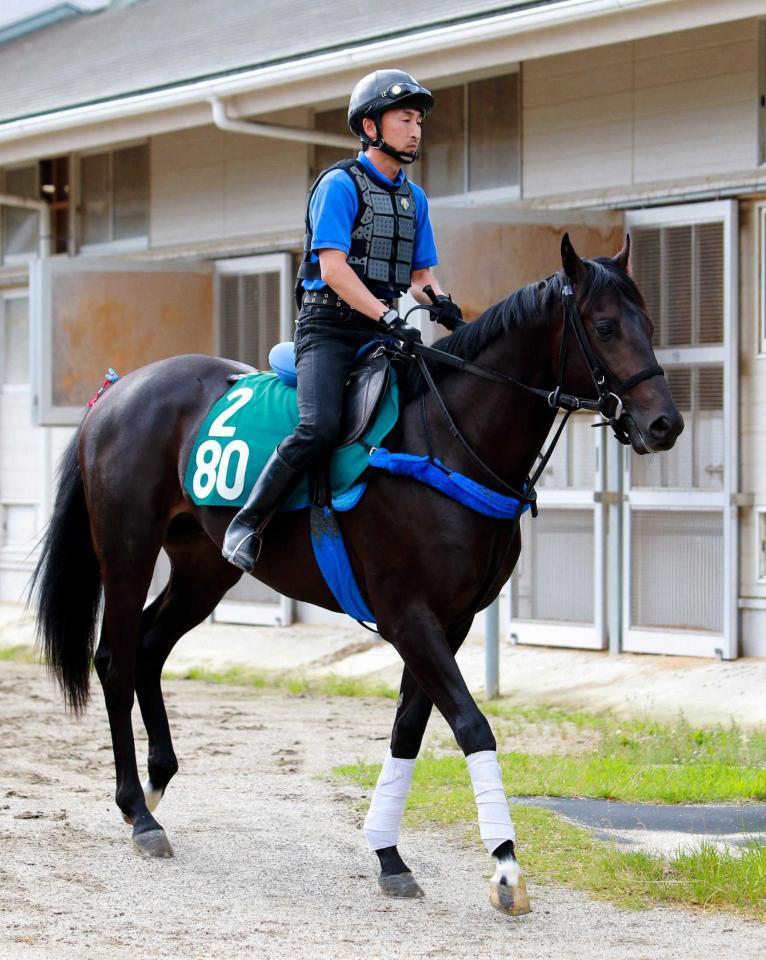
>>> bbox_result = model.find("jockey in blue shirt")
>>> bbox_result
[223,69,464,572]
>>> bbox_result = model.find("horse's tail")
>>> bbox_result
[29,427,102,715]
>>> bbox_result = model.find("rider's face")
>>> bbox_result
[378,108,423,155]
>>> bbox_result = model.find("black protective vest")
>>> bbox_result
[297,158,416,302]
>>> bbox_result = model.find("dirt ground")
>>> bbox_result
[1,661,764,960]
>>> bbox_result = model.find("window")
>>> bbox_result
[760,205,766,352]
[216,254,293,372]
[758,509,766,581]
[312,70,521,199]
[39,157,70,253]
[632,221,724,349]
[1,503,37,547]
[0,293,29,388]
[79,143,149,248]
[2,165,38,260]
[760,20,766,165]
[1,158,70,260]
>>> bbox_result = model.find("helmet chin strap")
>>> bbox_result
[360,118,419,164]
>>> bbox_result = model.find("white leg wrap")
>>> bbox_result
[363,750,416,852]
[466,750,516,854]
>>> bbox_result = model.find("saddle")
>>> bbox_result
[266,340,391,448]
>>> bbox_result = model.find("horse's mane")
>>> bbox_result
[399,258,643,398]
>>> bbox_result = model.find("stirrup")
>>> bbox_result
[222,528,263,572]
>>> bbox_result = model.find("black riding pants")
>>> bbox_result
[277,306,382,473]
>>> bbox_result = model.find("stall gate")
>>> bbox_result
[508,200,738,657]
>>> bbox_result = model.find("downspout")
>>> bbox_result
[210,97,357,149]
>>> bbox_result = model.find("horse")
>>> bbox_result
[31,234,682,916]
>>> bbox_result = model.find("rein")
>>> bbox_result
[402,275,664,512]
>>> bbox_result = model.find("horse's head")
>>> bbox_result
[558,233,683,454]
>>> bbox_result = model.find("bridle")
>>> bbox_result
[399,271,664,514]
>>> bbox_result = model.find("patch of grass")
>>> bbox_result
[339,750,766,805]
[163,663,397,700]
[0,644,39,664]
[518,805,766,918]
[483,701,766,768]
[334,760,766,919]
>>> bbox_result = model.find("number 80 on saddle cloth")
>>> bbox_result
[184,340,399,512]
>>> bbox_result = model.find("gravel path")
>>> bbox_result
[1,661,763,960]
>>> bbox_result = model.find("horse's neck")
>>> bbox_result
[433,321,558,489]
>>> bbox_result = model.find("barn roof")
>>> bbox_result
[0,0,551,125]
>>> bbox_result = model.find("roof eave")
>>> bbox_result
[0,0,760,163]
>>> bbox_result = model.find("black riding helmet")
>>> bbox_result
[348,69,434,164]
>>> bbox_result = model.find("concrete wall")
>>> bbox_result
[523,19,759,198]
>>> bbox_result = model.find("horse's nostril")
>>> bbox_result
[649,415,671,437]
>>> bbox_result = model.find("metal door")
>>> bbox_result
[508,411,608,649]
[623,201,738,658]
[212,253,294,627]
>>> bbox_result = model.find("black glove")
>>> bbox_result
[423,285,464,331]
[379,308,422,348]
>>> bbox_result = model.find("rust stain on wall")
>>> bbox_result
[52,272,213,406]
[432,220,624,323]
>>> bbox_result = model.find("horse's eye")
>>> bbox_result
[595,321,616,340]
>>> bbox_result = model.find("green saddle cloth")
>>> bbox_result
[184,370,399,509]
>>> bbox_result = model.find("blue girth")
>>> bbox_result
[309,449,532,627]
[368,449,532,520]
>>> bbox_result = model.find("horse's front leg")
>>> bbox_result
[365,666,430,898]
[376,604,531,916]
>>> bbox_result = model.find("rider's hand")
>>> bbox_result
[422,285,464,331]
[433,294,464,331]
[379,308,422,348]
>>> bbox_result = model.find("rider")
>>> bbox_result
[223,69,464,573]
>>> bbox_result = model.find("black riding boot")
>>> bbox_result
[222,448,300,573]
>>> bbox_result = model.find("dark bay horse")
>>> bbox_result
[31,235,682,915]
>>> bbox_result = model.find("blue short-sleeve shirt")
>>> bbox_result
[302,151,439,291]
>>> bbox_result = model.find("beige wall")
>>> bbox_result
[523,19,759,198]
[150,108,311,248]
[431,214,624,321]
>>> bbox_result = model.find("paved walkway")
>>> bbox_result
[515,797,766,856]
[3,603,766,856]
[3,602,766,727]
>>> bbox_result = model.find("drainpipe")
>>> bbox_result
[210,97,357,150]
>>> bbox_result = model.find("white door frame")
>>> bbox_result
[623,200,738,658]
[212,252,294,628]
[507,421,608,650]
[214,253,294,356]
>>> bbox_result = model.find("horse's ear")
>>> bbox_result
[560,232,584,283]
[613,234,631,272]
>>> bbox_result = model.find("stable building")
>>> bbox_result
[0,0,764,657]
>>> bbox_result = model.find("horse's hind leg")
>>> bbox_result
[135,529,242,813]
[94,539,174,858]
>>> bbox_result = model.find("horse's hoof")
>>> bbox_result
[132,828,174,859]
[378,871,424,898]
[490,877,531,916]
